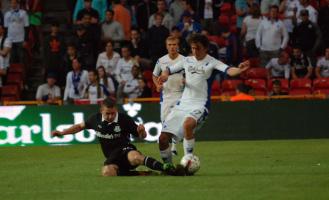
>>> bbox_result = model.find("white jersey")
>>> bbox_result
[169,55,229,109]
[316,57,329,78]
[153,54,185,101]
[265,58,290,79]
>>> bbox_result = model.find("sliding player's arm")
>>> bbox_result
[51,123,86,137]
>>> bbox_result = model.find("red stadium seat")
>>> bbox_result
[220,3,233,15]
[218,15,230,25]
[143,70,153,82]
[245,68,268,79]
[1,85,20,100]
[289,78,312,95]
[230,15,237,25]
[6,73,24,89]
[268,79,289,93]
[249,57,261,68]
[221,79,243,96]
[211,80,221,95]
[9,63,24,73]
[313,78,329,95]
[245,79,267,95]
[1,96,18,102]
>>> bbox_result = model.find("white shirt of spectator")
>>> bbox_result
[35,84,61,100]
[256,18,289,51]
[96,51,120,75]
[0,36,12,68]
[99,77,115,94]
[265,58,290,79]
[115,58,134,83]
[296,4,318,24]
[282,0,300,33]
[153,54,185,101]
[123,78,141,98]
[243,15,262,42]
[316,57,329,78]
[168,55,229,108]
[204,0,213,19]
[64,70,89,100]
[4,9,29,43]
[83,84,106,101]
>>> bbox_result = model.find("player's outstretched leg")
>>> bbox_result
[158,132,173,163]
[183,117,197,155]
[171,137,178,156]
[127,150,184,175]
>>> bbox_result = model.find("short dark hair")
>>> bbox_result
[237,83,252,94]
[102,98,116,108]
[188,33,209,49]
[88,69,97,75]
[270,5,279,11]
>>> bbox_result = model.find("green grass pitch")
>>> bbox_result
[1,139,329,200]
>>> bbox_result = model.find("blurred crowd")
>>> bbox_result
[1,0,329,103]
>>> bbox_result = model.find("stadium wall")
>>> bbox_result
[1,100,329,146]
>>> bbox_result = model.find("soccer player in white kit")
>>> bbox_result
[158,34,249,163]
[153,36,185,156]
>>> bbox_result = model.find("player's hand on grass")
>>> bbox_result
[137,125,147,139]
[51,130,63,137]
[238,60,250,73]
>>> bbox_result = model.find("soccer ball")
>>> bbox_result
[180,154,200,175]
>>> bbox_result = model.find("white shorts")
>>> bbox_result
[160,98,180,122]
[162,103,209,140]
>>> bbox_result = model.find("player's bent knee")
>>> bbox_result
[183,118,196,131]
[127,151,144,166]
[102,165,118,177]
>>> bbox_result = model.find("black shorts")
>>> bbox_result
[103,144,139,176]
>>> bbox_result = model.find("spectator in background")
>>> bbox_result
[43,22,65,79]
[170,26,190,56]
[261,0,279,15]
[241,3,262,58]
[136,0,157,32]
[4,0,29,63]
[235,0,254,33]
[90,0,107,22]
[279,0,300,34]
[292,9,321,67]
[101,10,124,48]
[74,0,99,24]
[266,51,291,79]
[290,46,313,79]
[96,40,120,78]
[64,58,89,102]
[26,0,43,53]
[181,0,199,22]
[122,65,142,99]
[296,0,318,24]
[201,29,219,59]
[97,66,116,97]
[318,0,329,47]
[177,12,201,41]
[71,24,95,70]
[0,24,11,88]
[315,47,329,78]
[1,0,11,15]
[256,5,289,67]
[36,73,61,103]
[83,69,109,100]
[148,0,174,31]
[80,12,101,57]
[138,78,152,98]
[62,43,79,79]
[147,13,169,64]
[129,27,151,69]
[115,46,135,87]
[230,83,255,102]
[113,0,131,40]
[169,0,184,25]
[269,79,288,96]
[219,27,239,65]
[0,9,3,26]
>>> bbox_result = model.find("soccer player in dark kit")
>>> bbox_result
[51,98,183,176]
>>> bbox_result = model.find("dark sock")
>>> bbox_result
[143,156,164,171]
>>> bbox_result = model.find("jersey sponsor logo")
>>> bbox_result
[188,66,205,74]
[95,131,121,140]
[114,125,121,133]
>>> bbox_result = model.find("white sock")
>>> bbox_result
[171,138,177,151]
[160,147,172,163]
[183,138,195,155]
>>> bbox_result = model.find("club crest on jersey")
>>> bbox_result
[114,125,121,133]
[188,65,205,74]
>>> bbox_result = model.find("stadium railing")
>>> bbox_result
[2,100,63,106]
